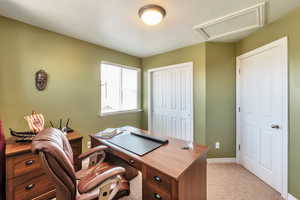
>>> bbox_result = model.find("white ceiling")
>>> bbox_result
[0,0,299,57]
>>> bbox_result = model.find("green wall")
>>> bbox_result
[142,43,236,154]
[236,6,300,199]
[0,16,142,151]
[206,43,236,158]
[0,16,237,159]
[142,44,207,144]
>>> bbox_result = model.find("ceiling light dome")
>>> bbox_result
[138,4,166,26]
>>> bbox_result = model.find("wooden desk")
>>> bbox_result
[5,132,82,200]
[90,130,208,200]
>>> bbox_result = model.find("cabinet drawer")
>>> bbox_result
[13,153,43,178]
[143,183,171,200]
[14,173,55,200]
[146,167,172,193]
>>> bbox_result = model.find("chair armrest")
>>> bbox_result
[78,167,125,193]
[78,145,108,161]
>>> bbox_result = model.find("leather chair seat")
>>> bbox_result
[76,178,129,200]
[76,162,130,199]
[76,162,112,180]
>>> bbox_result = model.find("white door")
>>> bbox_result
[237,38,288,195]
[149,62,193,142]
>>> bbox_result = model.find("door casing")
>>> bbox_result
[236,37,288,199]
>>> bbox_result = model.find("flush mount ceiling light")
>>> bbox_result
[138,4,166,26]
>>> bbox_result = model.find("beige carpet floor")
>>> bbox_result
[207,163,283,200]
[121,163,283,200]
[53,163,283,200]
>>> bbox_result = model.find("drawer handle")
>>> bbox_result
[154,193,162,200]
[25,160,35,166]
[129,159,135,164]
[25,184,35,190]
[153,176,162,183]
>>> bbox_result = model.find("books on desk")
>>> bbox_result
[95,126,141,139]
[95,128,121,139]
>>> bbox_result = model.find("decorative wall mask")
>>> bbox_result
[35,70,48,91]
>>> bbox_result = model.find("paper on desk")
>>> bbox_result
[95,128,122,139]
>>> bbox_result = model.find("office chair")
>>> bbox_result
[32,128,129,200]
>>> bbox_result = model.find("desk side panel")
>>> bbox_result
[178,154,207,200]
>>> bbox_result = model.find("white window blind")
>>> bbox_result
[100,62,140,115]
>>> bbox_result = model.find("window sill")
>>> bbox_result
[99,109,143,117]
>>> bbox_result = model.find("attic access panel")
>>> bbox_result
[193,2,265,41]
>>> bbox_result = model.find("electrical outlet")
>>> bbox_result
[215,142,220,149]
[87,141,91,149]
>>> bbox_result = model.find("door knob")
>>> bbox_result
[271,124,280,129]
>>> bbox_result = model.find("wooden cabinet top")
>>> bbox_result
[5,132,82,157]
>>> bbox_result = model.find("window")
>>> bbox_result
[100,62,141,115]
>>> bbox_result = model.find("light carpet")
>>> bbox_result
[121,163,283,200]
[53,163,283,200]
[207,163,283,200]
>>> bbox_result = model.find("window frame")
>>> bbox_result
[99,61,142,116]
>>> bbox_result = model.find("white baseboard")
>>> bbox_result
[288,194,298,200]
[207,157,236,164]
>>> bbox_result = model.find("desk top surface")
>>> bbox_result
[5,131,82,157]
[91,128,208,180]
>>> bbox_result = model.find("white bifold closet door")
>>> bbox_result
[150,63,193,142]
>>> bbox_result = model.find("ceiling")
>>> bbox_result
[0,0,299,57]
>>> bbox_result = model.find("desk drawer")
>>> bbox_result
[13,153,43,178]
[146,167,172,193]
[143,183,171,200]
[92,136,142,170]
[14,173,55,200]
[108,149,142,171]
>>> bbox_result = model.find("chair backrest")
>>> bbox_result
[32,128,76,200]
